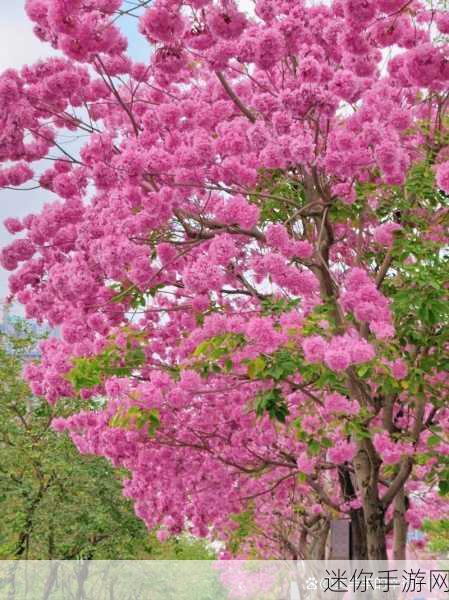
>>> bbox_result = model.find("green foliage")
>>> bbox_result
[192,332,245,376]
[260,296,301,316]
[254,388,289,423]
[110,283,164,308]
[246,348,299,381]
[405,161,436,201]
[110,406,160,437]
[67,333,146,391]
[344,419,372,441]
[294,419,335,460]
[300,302,334,335]
[228,509,256,556]
[143,533,217,560]
[423,519,449,555]
[437,459,449,497]
[386,233,449,395]
[193,332,245,359]
[250,170,306,224]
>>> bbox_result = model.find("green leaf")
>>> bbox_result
[193,340,210,357]
[428,435,441,448]
[247,356,266,380]
[255,388,289,423]
[439,479,449,496]
[308,440,321,456]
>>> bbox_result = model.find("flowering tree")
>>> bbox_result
[2,0,449,560]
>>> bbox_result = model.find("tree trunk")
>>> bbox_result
[353,442,388,560]
[43,562,60,600]
[308,520,330,559]
[350,508,368,560]
[76,560,91,600]
[338,466,368,559]
[393,487,408,560]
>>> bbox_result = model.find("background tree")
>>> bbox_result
[423,519,449,557]
[0,321,215,561]
[2,0,449,560]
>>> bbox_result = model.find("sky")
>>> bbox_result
[0,2,151,310]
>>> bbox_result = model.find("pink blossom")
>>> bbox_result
[297,454,315,475]
[265,224,290,252]
[209,234,238,265]
[391,359,408,380]
[179,370,201,391]
[51,417,67,432]
[299,57,321,83]
[324,347,351,372]
[436,161,449,194]
[289,240,314,259]
[156,529,170,542]
[328,441,357,465]
[436,11,449,35]
[348,338,375,364]
[3,218,23,234]
[215,195,260,229]
[373,432,412,465]
[302,335,327,363]
[302,415,321,433]
[246,317,283,353]
[254,29,285,70]
[370,321,395,339]
[139,7,185,43]
[323,393,359,416]
[183,256,224,294]
[208,7,247,40]
[373,222,402,247]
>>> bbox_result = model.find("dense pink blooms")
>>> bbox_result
[391,359,408,380]
[207,6,247,40]
[246,317,283,353]
[341,268,393,338]
[323,393,359,416]
[373,222,402,247]
[0,164,33,187]
[373,433,413,465]
[3,0,449,561]
[183,256,224,294]
[3,218,23,234]
[436,11,449,35]
[215,196,260,229]
[328,441,357,465]
[302,335,327,363]
[265,224,289,252]
[139,6,185,43]
[437,161,449,193]
[255,29,285,70]
[209,234,238,265]
[324,346,351,372]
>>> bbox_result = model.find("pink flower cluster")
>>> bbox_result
[265,224,314,259]
[323,392,360,416]
[328,440,357,465]
[302,332,374,372]
[341,268,394,339]
[373,222,402,247]
[373,432,413,466]
[437,161,449,194]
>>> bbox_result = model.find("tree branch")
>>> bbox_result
[216,71,256,123]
